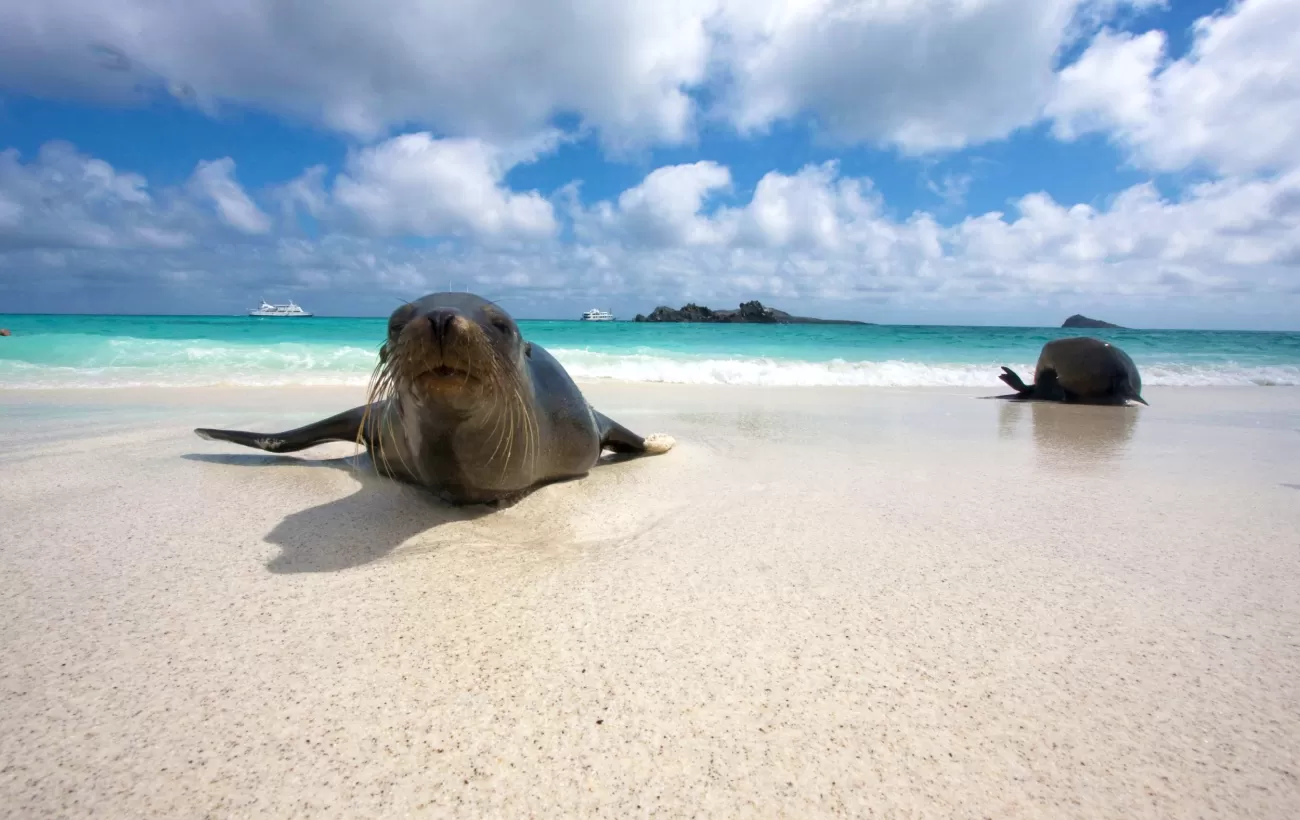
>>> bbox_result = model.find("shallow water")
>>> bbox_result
[1,313,1298,388]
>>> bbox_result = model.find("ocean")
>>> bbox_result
[1,314,1298,390]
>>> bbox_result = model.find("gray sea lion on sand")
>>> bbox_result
[194,292,675,505]
[994,336,1148,406]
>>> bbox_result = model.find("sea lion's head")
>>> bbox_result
[371,292,529,414]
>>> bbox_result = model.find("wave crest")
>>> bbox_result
[0,338,1297,388]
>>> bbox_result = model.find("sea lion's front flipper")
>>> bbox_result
[195,405,371,453]
[592,409,675,455]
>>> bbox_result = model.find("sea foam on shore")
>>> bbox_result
[2,341,1299,390]
[2,315,1298,389]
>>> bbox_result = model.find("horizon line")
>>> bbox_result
[1,310,1297,333]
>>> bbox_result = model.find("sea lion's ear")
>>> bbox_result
[524,342,533,358]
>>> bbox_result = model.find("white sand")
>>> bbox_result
[2,383,1299,817]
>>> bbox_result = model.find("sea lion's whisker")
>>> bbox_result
[497,403,514,484]
[509,380,535,475]
[486,386,512,468]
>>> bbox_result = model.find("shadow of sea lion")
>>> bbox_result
[182,451,499,573]
[183,449,655,574]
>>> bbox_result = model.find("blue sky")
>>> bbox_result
[1,0,1298,328]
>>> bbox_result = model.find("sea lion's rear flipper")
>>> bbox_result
[592,409,675,456]
[997,366,1033,395]
[195,405,370,453]
[1116,378,1149,406]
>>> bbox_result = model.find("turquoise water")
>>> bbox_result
[1,314,1299,389]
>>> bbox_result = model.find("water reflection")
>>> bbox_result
[997,401,1022,440]
[997,401,1140,468]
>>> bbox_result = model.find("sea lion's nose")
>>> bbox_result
[426,309,458,341]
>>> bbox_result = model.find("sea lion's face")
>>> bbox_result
[374,292,528,413]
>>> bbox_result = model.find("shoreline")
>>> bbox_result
[0,380,1292,396]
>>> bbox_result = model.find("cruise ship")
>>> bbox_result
[580,308,615,322]
[248,300,313,318]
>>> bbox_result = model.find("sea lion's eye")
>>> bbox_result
[491,318,511,334]
[389,305,415,336]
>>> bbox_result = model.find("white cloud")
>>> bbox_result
[1047,0,1300,176]
[0,193,23,229]
[2,0,1164,156]
[713,0,1159,153]
[0,130,560,249]
[0,0,715,151]
[581,161,733,248]
[273,165,330,222]
[328,133,558,241]
[949,171,1300,290]
[190,158,272,235]
[5,139,1295,322]
[557,155,1300,313]
[0,142,194,251]
[726,162,874,251]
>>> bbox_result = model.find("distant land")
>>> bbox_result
[1062,313,1126,329]
[634,300,872,325]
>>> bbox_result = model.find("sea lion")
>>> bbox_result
[194,292,675,505]
[995,336,1148,406]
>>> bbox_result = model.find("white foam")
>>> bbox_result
[548,349,1300,389]
[1,346,1298,389]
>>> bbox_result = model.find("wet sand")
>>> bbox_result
[1,384,1298,817]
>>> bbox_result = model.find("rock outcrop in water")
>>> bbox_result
[1062,314,1125,329]
[634,300,870,325]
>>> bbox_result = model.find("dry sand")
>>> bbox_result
[1,383,1299,818]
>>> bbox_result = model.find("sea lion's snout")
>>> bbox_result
[424,308,468,344]
[386,306,498,397]
[404,307,481,367]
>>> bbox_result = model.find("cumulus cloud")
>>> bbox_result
[0,142,193,251]
[949,172,1300,293]
[328,133,558,241]
[716,0,1109,152]
[580,161,733,248]
[190,158,272,235]
[3,0,1162,155]
[4,138,1297,321]
[567,156,1299,308]
[1048,0,1300,176]
[0,0,714,151]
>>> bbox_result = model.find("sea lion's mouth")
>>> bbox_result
[417,363,479,386]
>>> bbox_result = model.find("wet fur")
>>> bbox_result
[194,292,675,505]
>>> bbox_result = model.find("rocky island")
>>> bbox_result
[634,300,870,325]
[1062,313,1126,329]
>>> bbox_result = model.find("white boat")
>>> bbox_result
[248,300,313,318]
[580,308,615,322]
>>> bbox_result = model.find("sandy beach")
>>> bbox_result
[2,382,1298,818]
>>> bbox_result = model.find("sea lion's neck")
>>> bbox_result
[398,385,540,500]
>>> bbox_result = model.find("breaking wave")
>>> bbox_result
[0,336,1296,389]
